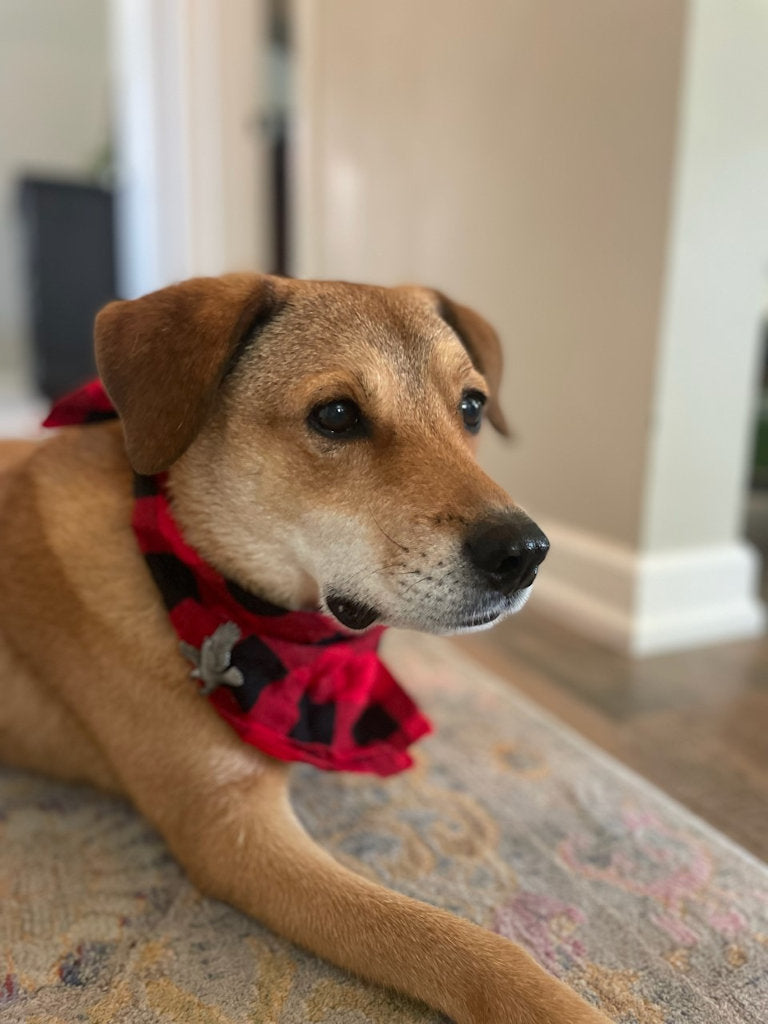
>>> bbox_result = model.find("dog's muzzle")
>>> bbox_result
[463,514,550,595]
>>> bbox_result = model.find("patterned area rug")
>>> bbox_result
[1,633,767,1023]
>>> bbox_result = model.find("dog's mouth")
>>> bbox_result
[454,607,503,628]
[324,574,535,634]
[325,593,380,631]
[444,586,534,633]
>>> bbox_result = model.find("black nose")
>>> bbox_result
[464,515,550,593]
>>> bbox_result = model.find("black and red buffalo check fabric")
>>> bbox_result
[44,380,432,776]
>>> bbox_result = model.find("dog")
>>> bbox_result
[0,274,610,1023]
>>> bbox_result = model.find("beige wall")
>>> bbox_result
[293,0,687,548]
[0,0,110,382]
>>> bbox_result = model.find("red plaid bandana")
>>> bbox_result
[44,381,432,776]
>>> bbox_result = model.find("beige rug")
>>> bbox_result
[1,633,767,1023]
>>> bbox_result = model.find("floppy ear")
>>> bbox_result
[433,292,510,437]
[95,273,286,474]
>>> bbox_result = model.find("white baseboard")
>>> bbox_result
[531,521,766,656]
[0,380,47,439]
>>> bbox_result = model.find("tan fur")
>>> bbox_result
[0,275,610,1023]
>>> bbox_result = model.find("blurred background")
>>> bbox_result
[1,1,767,849]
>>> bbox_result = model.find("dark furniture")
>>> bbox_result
[19,177,117,399]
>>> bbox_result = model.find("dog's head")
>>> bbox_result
[95,273,548,633]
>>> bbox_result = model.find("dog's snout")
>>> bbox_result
[464,516,549,593]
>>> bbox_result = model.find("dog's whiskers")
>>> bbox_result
[369,514,410,553]
[338,560,404,591]
[400,573,435,598]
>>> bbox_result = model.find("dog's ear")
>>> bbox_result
[95,273,286,474]
[433,292,510,437]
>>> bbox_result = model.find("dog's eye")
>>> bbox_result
[460,391,486,434]
[309,399,365,438]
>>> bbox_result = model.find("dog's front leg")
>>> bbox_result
[119,739,612,1024]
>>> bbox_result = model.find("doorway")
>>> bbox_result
[747,320,768,600]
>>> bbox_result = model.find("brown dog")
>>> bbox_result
[0,274,610,1023]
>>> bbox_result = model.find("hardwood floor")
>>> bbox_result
[455,501,768,863]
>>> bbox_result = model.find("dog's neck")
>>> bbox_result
[168,446,322,613]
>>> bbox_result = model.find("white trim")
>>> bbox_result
[0,381,47,439]
[109,0,269,298]
[532,520,765,656]
[288,0,322,277]
[640,1,768,551]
